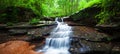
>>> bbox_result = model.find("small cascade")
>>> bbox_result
[38,18,73,54]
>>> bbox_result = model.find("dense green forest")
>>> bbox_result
[0,0,101,17]
[0,0,120,24]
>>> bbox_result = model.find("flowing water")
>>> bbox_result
[38,18,72,54]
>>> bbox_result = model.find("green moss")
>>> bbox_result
[6,22,14,26]
[95,11,110,24]
[71,5,101,21]
[29,18,40,25]
[0,8,18,23]
[95,0,120,24]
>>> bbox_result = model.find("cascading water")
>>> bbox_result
[38,18,73,54]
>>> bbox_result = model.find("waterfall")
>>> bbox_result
[38,18,72,54]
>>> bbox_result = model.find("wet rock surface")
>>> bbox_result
[0,25,54,54]
[8,29,27,35]
[0,24,120,54]
[70,26,120,54]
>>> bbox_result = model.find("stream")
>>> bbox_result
[0,19,119,54]
[38,18,72,54]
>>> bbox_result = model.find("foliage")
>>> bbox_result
[69,0,102,21]
[0,0,119,25]
[41,0,80,17]
[0,0,43,18]
[70,0,120,24]
[95,11,110,24]
[78,0,101,10]
[6,22,14,26]
[95,0,120,24]
[0,0,102,17]
[29,18,40,25]
[0,7,18,23]
[0,6,35,23]
[0,13,7,23]
[71,4,101,21]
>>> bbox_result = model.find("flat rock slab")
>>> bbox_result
[72,26,120,53]
[0,25,119,54]
[0,22,55,29]
[8,29,27,35]
[73,26,108,40]
[0,41,39,54]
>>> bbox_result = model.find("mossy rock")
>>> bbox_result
[0,6,36,23]
[70,5,101,26]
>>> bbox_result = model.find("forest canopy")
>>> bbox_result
[0,0,101,17]
[0,0,119,24]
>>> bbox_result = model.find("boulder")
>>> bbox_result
[69,6,101,26]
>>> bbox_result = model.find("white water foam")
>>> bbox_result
[38,18,72,54]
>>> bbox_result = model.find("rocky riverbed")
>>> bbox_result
[0,23,120,54]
